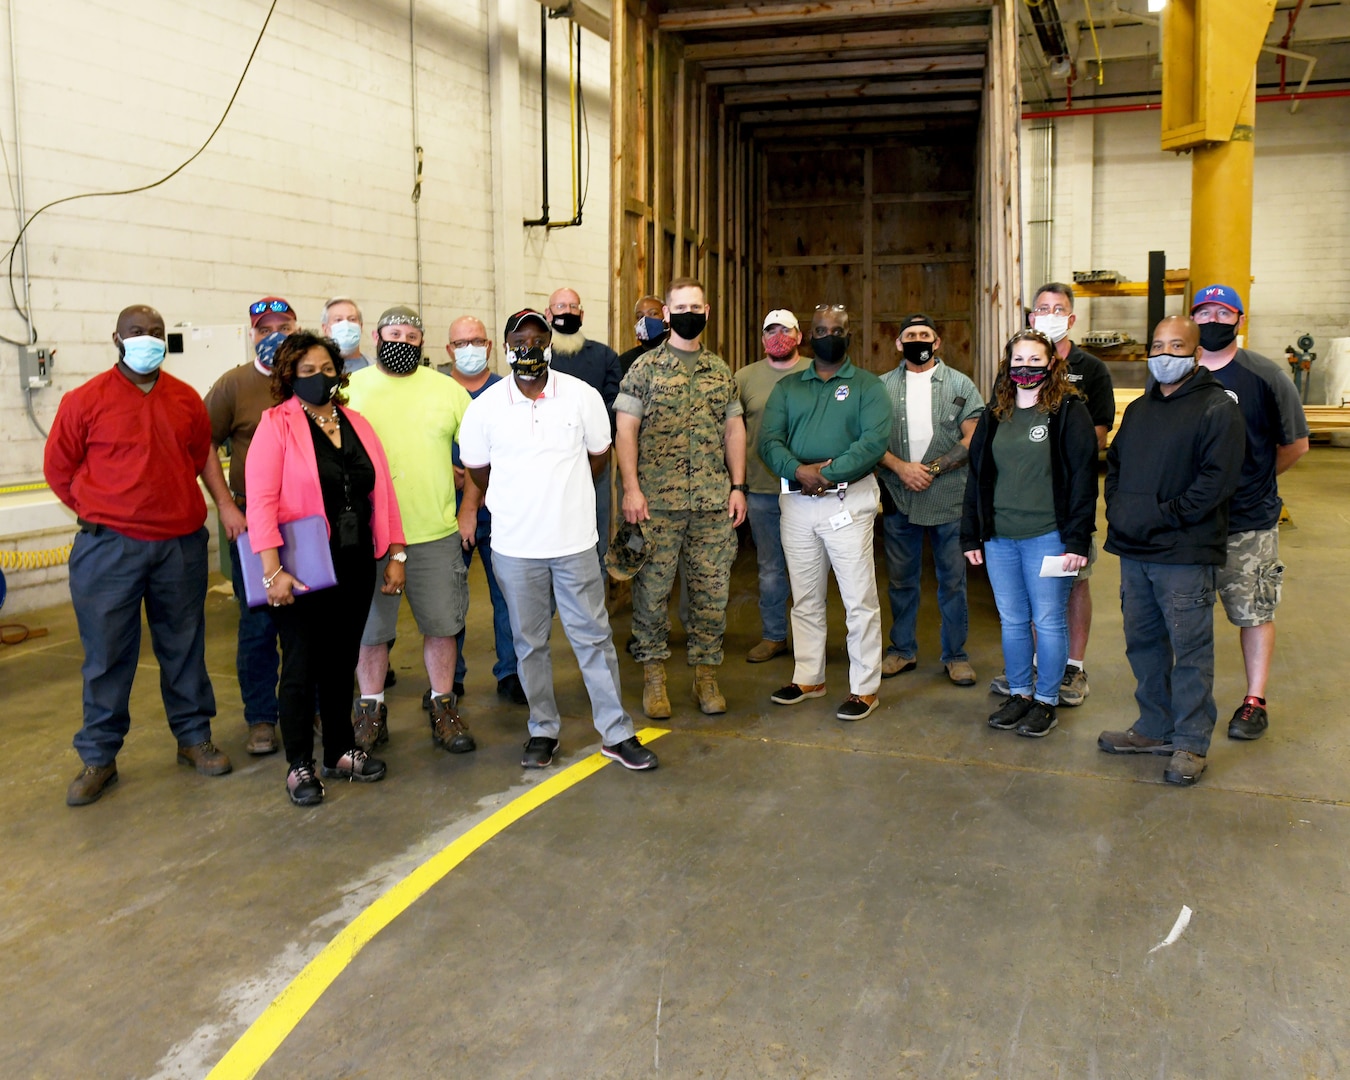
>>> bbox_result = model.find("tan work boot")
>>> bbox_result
[177,740,233,776]
[245,723,279,755]
[746,638,789,663]
[642,662,672,719]
[693,664,727,715]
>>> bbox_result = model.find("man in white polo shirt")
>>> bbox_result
[458,309,659,772]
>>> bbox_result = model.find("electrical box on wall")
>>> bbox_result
[165,324,251,397]
[18,344,54,389]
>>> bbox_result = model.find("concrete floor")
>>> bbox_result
[4,449,1349,1079]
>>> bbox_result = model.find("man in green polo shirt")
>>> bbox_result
[759,303,892,721]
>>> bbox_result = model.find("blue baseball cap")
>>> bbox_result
[1191,284,1244,315]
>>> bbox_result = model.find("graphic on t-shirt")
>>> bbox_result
[1029,424,1049,443]
[835,385,850,401]
[1225,389,1240,405]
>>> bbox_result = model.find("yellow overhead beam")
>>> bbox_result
[1161,0,1276,151]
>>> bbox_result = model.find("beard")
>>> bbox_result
[549,328,586,356]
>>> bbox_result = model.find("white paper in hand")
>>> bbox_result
[1039,554,1078,578]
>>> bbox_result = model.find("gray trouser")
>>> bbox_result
[492,549,635,746]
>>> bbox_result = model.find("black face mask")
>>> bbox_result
[812,334,849,365]
[1198,321,1238,352]
[509,345,551,381]
[550,312,582,335]
[901,340,934,367]
[377,338,422,375]
[293,371,340,406]
[669,311,707,341]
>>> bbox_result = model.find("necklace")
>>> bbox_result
[301,402,340,431]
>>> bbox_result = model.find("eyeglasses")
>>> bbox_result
[451,337,489,349]
[1031,304,1070,316]
[550,302,582,314]
[250,300,292,316]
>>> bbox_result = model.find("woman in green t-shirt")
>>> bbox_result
[960,329,1099,738]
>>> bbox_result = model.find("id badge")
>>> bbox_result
[336,508,360,549]
[829,509,854,531]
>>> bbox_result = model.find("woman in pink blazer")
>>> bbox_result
[246,332,406,806]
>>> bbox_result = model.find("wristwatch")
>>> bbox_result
[927,462,941,477]
[390,551,408,563]
[731,483,749,493]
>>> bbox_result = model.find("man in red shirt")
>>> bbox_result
[45,305,236,806]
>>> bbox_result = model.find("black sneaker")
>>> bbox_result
[1227,700,1268,740]
[770,682,827,705]
[1015,701,1058,738]
[521,736,559,769]
[989,694,1034,730]
[321,749,387,782]
[422,688,433,712]
[286,760,324,806]
[601,737,659,771]
[384,667,397,688]
[497,674,528,705]
[836,694,878,721]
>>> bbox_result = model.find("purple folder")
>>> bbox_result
[237,515,338,608]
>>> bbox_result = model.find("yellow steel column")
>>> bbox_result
[1189,72,1256,296]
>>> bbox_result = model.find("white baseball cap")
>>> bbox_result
[762,309,799,331]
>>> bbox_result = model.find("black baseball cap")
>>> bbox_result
[504,309,550,336]
[899,313,938,334]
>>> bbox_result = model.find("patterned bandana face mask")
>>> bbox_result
[377,338,422,375]
[255,331,287,370]
[509,345,551,381]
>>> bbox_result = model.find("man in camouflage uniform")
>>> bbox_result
[615,277,748,718]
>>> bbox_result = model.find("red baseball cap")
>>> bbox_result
[249,296,296,328]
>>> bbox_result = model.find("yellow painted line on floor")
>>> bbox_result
[206,726,671,1080]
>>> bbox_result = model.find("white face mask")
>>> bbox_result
[1034,313,1070,343]
[328,319,362,355]
[454,344,489,376]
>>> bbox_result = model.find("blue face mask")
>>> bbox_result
[636,315,668,344]
[454,344,489,376]
[328,320,362,355]
[120,335,166,375]
[255,331,287,369]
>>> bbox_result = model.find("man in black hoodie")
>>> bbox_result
[1098,316,1245,786]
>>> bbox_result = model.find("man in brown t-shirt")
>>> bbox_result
[202,296,297,755]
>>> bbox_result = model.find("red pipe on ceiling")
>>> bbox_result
[1022,88,1350,120]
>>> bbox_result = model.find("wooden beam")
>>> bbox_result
[706,53,986,85]
[684,25,989,63]
[737,98,980,123]
[658,0,994,32]
[532,0,610,42]
[723,75,983,105]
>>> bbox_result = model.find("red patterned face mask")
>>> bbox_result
[764,332,797,359]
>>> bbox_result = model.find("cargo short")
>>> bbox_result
[361,533,470,644]
[1216,527,1283,627]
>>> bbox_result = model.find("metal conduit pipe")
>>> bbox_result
[1022,87,1350,120]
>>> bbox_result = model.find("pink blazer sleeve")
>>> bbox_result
[244,407,286,553]
[347,408,405,556]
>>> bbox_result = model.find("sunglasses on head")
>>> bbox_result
[250,300,292,316]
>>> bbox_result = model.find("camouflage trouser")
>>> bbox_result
[631,509,736,665]
[1217,527,1283,627]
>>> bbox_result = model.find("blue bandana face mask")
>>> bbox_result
[636,315,668,344]
[255,331,287,369]
[120,335,166,375]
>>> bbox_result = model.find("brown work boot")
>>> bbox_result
[430,694,476,753]
[352,699,388,753]
[67,762,118,806]
[945,660,977,686]
[177,740,233,776]
[1097,727,1174,755]
[746,638,789,663]
[693,664,727,714]
[643,662,671,719]
[245,723,279,755]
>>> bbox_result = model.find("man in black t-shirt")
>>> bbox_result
[1193,284,1310,741]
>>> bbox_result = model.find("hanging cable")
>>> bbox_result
[0,0,279,342]
[1082,0,1105,85]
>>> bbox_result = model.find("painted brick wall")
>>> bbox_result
[1025,97,1350,387]
[0,0,613,487]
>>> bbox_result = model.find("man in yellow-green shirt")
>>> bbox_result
[344,306,478,756]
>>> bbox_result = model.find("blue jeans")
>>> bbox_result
[881,511,968,663]
[493,549,635,746]
[1119,558,1219,755]
[229,538,280,727]
[983,531,1074,704]
[455,519,518,683]
[746,492,790,642]
[69,526,216,766]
